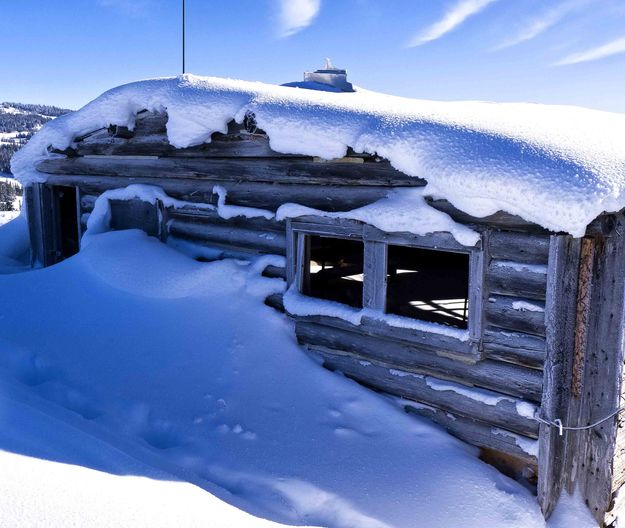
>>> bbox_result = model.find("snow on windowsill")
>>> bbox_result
[283,285,470,342]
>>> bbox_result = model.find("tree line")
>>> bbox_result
[0,179,22,211]
[0,101,72,174]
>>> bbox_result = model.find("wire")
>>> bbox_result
[182,0,186,74]
[536,406,625,436]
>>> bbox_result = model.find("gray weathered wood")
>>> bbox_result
[25,184,45,267]
[71,128,397,164]
[168,219,286,255]
[36,155,423,187]
[574,221,625,524]
[109,199,159,237]
[314,347,539,437]
[485,295,546,337]
[486,260,547,300]
[482,328,545,369]
[54,174,394,212]
[537,235,581,519]
[363,224,475,252]
[296,321,543,401]
[489,231,551,264]
[168,206,284,233]
[264,293,285,312]
[262,265,286,280]
[295,312,478,361]
[425,198,549,233]
[401,398,538,465]
[363,241,387,310]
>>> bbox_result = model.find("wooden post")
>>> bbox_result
[538,235,581,518]
[575,217,625,524]
[539,217,625,524]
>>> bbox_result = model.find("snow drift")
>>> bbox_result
[0,224,597,527]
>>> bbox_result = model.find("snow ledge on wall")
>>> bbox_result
[12,74,625,237]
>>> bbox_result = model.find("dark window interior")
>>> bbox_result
[302,235,364,308]
[55,186,79,260]
[386,245,470,329]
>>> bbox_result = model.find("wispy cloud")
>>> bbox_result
[494,0,585,50]
[276,0,321,38]
[555,35,625,65]
[407,0,499,47]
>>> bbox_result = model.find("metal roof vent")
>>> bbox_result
[303,58,354,93]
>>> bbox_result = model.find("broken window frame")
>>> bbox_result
[287,217,484,352]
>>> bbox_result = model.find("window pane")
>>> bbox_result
[386,245,469,329]
[302,235,364,308]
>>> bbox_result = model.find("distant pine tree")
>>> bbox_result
[0,101,72,174]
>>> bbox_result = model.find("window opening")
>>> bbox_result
[386,245,469,329]
[302,235,364,308]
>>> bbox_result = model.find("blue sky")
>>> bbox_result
[1,0,625,112]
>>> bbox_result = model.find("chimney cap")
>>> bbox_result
[303,58,354,93]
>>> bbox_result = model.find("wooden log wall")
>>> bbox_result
[294,227,549,470]
[37,110,557,481]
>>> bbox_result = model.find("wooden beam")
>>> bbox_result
[36,155,423,187]
[485,295,546,337]
[537,235,581,518]
[575,220,625,524]
[486,259,547,300]
[52,174,394,212]
[315,346,539,438]
[425,198,549,233]
[404,402,538,466]
[296,321,543,401]
[482,328,545,369]
[168,219,287,255]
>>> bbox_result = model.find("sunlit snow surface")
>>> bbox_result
[0,218,598,527]
[12,74,625,236]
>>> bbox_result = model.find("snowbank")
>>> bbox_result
[0,226,576,527]
[11,74,625,237]
[0,385,302,528]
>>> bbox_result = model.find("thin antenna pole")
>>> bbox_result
[182,0,186,74]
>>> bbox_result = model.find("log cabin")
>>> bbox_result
[12,67,625,525]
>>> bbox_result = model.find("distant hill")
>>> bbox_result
[0,102,73,175]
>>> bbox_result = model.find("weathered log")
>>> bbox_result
[294,313,477,361]
[36,155,423,187]
[402,398,538,465]
[133,111,168,135]
[315,347,539,437]
[537,235,581,518]
[426,198,549,233]
[168,219,286,255]
[264,293,285,312]
[296,321,543,401]
[168,206,284,233]
[57,174,394,212]
[485,295,545,337]
[486,259,547,300]
[489,231,551,264]
[482,328,545,369]
[262,265,286,280]
[73,133,296,158]
[574,221,625,524]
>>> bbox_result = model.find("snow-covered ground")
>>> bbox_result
[0,384,306,528]
[0,214,597,527]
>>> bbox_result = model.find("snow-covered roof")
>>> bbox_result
[12,74,625,237]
